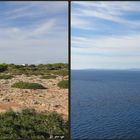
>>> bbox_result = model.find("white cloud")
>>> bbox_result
[72,2,140,69]
[72,34,140,52]
[72,31,140,69]
[0,2,68,64]
[29,19,56,37]
[72,2,140,30]
[3,2,67,20]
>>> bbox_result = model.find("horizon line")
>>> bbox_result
[71,68,140,71]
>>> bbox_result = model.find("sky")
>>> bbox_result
[0,1,68,64]
[72,2,140,69]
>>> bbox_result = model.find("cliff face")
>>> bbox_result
[0,74,68,120]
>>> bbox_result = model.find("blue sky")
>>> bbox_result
[72,2,140,69]
[0,1,68,64]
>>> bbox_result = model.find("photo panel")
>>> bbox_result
[71,1,140,139]
[0,1,69,139]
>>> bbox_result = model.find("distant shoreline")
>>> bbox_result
[71,68,140,71]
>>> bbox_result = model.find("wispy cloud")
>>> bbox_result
[0,2,68,64]
[31,19,55,36]
[72,1,140,29]
[72,2,140,69]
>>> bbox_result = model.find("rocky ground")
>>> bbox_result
[0,74,68,120]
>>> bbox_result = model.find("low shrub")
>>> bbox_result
[11,82,46,89]
[0,109,68,139]
[5,63,68,76]
[38,63,68,70]
[41,75,56,79]
[52,70,68,76]
[0,75,13,79]
[57,80,68,89]
[0,64,8,72]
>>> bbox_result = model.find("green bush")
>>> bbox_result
[0,109,68,139]
[52,70,68,76]
[57,80,68,89]
[41,75,56,79]
[6,63,68,76]
[11,82,46,89]
[0,64,8,72]
[46,63,66,70]
[0,75,13,79]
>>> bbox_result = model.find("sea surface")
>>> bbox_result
[71,70,140,139]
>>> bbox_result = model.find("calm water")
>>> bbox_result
[71,70,140,139]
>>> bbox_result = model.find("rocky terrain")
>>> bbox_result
[0,74,68,120]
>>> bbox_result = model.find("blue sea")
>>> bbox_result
[71,70,140,139]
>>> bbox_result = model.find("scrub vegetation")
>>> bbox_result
[0,63,68,139]
[0,109,68,139]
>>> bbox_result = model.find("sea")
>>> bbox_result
[71,69,140,139]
